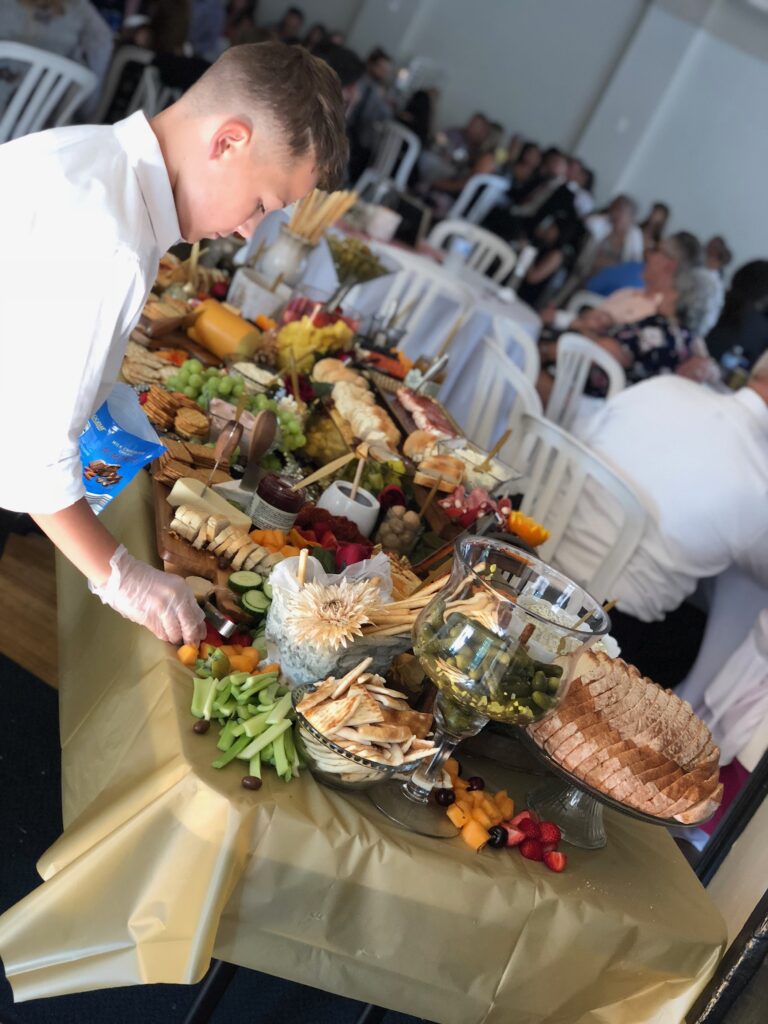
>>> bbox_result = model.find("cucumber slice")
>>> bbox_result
[229,571,263,594]
[262,582,273,600]
[241,589,270,614]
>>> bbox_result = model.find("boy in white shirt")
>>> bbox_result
[0,42,347,645]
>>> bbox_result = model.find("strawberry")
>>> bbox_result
[542,842,558,854]
[519,838,544,861]
[502,825,525,848]
[544,851,567,872]
[509,810,536,827]
[538,822,562,846]
[518,818,541,839]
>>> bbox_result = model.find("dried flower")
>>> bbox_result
[284,578,381,650]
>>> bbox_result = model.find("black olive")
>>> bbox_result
[433,787,456,806]
[241,775,263,791]
[466,776,485,791]
[193,719,210,734]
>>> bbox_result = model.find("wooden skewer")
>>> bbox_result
[391,294,419,327]
[349,455,366,503]
[418,476,443,520]
[436,310,468,359]
[297,547,309,588]
[478,429,511,472]
[269,271,285,293]
[248,238,267,268]
[291,451,356,491]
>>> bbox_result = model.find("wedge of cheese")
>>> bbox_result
[167,477,251,530]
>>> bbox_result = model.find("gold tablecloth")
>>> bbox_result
[0,475,726,1022]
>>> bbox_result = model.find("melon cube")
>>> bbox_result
[461,819,490,852]
[446,803,470,829]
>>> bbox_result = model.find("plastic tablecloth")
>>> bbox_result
[0,475,726,1023]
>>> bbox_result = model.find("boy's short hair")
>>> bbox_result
[190,42,348,190]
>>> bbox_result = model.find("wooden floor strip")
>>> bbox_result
[0,533,58,687]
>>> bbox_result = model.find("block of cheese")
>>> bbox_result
[167,477,251,530]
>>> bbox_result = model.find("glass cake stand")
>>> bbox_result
[516,730,716,849]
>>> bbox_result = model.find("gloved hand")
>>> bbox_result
[90,545,206,645]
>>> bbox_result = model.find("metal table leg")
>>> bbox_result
[183,960,239,1024]
[353,1005,388,1024]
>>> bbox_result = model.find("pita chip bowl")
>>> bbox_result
[292,663,436,791]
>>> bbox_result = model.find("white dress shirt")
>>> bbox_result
[553,377,768,621]
[0,112,180,513]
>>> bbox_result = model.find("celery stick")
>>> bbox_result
[216,699,237,717]
[232,723,245,737]
[249,752,262,779]
[273,731,289,777]
[258,683,279,706]
[202,678,217,721]
[283,726,297,777]
[246,704,261,716]
[217,720,238,752]
[266,691,292,725]
[215,682,231,703]
[238,720,291,760]
[261,743,274,764]
[215,675,232,692]
[191,677,211,718]
[235,673,278,704]
[243,714,271,738]
[230,672,250,686]
[211,733,250,768]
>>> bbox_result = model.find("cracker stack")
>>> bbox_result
[526,651,723,824]
[142,386,210,438]
[296,658,435,780]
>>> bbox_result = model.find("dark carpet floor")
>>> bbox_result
[0,655,423,1024]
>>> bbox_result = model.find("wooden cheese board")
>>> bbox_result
[151,476,254,625]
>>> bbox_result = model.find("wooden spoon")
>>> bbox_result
[241,409,278,491]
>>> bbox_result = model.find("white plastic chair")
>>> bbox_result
[448,174,510,224]
[565,290,604,314]
[492,314,540,382]
[427,219,517,283]
[516,413,648,602]
[545,332,625,431]
[0,42,97,143]
[126,65,181,118]
[355,122,422,203]
[461,336,543,455]
[93,45,154,123]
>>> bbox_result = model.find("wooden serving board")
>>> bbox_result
[134,326,222,368]
[151,476,254,625]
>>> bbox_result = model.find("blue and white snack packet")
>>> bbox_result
[79,383,165,514]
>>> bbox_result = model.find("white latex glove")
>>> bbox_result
[89,545,206,645]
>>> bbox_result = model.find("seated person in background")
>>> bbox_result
[552,354,768,685]
[505,140,542,199]
[426,116,500,198]
[566,157,595,218]
[0,0,113,114]
[598,230,701,326]
[640,200,670,249]
[483,146,570,243]
[397,86,438,146]
[677,234,732,338]
[314,41,364,114]
[537,231,713,404]
[302,22,328,50]
[346,45,394,182]
[707,260,768,368]
[188,0,226,62]
[517,212,585,309]
[572,195,645,285]
[224,0,265,44]
[273,5,304,44]
[442,112,492,170]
